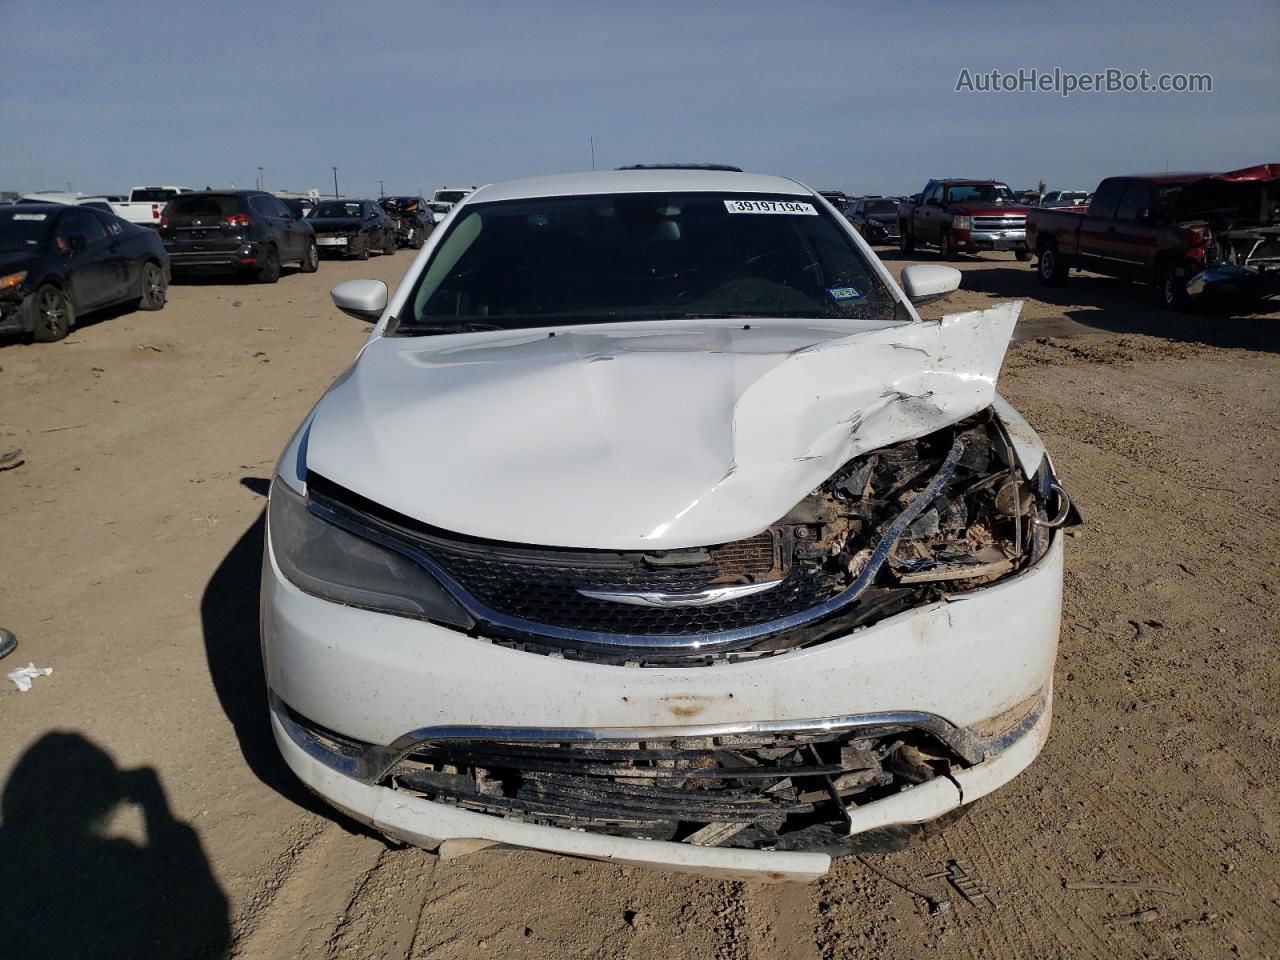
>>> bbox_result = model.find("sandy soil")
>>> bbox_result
[0,246,1277,960]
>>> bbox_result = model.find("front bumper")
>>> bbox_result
[0,296,28,336]
[262,522,1063,875]
[1185,263,1277,300]
[954,229,1028,252]
[315,235,356,254]
[270,687,1051,881]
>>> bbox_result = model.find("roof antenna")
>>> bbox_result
[590,136,596,171]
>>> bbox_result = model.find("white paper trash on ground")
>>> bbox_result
[7,663,53,692]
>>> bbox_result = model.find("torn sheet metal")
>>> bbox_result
[306,305,1021,549]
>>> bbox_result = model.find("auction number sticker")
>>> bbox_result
[13,213,47,221]
[724,200,818,215]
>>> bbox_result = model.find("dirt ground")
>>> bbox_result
[1,245,1277,960]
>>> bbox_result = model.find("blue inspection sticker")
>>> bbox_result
[827,286,863,301]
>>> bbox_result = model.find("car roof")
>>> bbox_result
[1112,172,1218,184]
[5,203,70,215]
[939,179,1004,186]
[468,169,810,204]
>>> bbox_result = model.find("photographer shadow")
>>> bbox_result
[0,732,229,960]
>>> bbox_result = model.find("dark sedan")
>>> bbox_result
[847,196,902,246]
[0,204,169,342]
[309,200,396,259]
[378,195,435,249]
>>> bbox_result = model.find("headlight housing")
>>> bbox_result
[268,479,473,627]
[951,215,973,230]
[0,271,28,293]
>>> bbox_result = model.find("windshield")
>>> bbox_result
[0,210,54,253]
[428,203,451,213]
[867,200,898,215]
[132,188,179,202]
[314,201,362,218]
[395,191,896,335]
[433,190,469,204]
[946,184,1015,204]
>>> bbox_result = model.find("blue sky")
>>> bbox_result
[2,0,1277,198]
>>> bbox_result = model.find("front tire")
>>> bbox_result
[939,230,957,261]
[29,285,74,341]
[256,246,281,284]
[1158,259,1191,311]
[1014,246,1030,262]
[301,239,319,273]
[899,227,915,253]
[356,234,370,261]
[138,261,166,310]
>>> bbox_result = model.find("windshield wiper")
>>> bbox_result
[397,322,507,336]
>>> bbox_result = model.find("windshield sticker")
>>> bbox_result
[724,200,818,215]
[12,213,48,221]
[827,286,863,301]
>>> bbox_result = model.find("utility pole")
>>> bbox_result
[332,166,339,199]
[590,136,596,171]
[378,179,385,197]
[257,166,263,191]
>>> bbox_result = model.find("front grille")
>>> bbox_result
[972,216,1025,230]
[414,535,837,636]
[307,474,843,639]
[390,727,933,843]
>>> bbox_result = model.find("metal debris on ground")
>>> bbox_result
[1064,880,1182,896]
[942,859,999,909]
[0,448,23,471]
[855,855,952,916]
[1105,907,1161,926]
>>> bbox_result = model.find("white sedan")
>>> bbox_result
[262,167,1076,880]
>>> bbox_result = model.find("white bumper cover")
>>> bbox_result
[270,688,1050,882]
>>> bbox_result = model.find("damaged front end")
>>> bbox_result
[1177,164,1280,301]
[307,408,1071,666]
[290,408,1071,855]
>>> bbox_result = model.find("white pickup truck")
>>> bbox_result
[111,186,193,228]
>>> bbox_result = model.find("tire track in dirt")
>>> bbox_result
[232,822,386,959]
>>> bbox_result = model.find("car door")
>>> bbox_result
[1077,178,1126,274]
[57,208,119,309]
[97,212,138,298]
[1109,181,1162,280]
[270,195,306,259]
[366,203,386,247]
[920,184,945,243]
[251,195,294,261]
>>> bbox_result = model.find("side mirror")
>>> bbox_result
[925,197,940,207]
[900,264,962,304]
[330,279,388,322]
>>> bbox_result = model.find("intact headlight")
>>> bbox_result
[267,479,473,628]
[951,215,974,230]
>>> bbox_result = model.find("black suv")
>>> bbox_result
[378,196,435,249]
[159,190,318,283]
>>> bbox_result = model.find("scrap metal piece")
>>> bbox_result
[857,855,953,915]
[945,859,999,910]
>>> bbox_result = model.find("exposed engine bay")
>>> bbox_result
[1175,169,1280,288]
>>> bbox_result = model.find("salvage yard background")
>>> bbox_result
[1,252,1277,959]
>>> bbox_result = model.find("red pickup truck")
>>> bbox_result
[897,179,1031,261]
[1026,165,1280,309]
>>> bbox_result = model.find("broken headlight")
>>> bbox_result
[267,479,473,627]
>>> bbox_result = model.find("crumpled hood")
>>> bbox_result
[305,305,1021,549]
